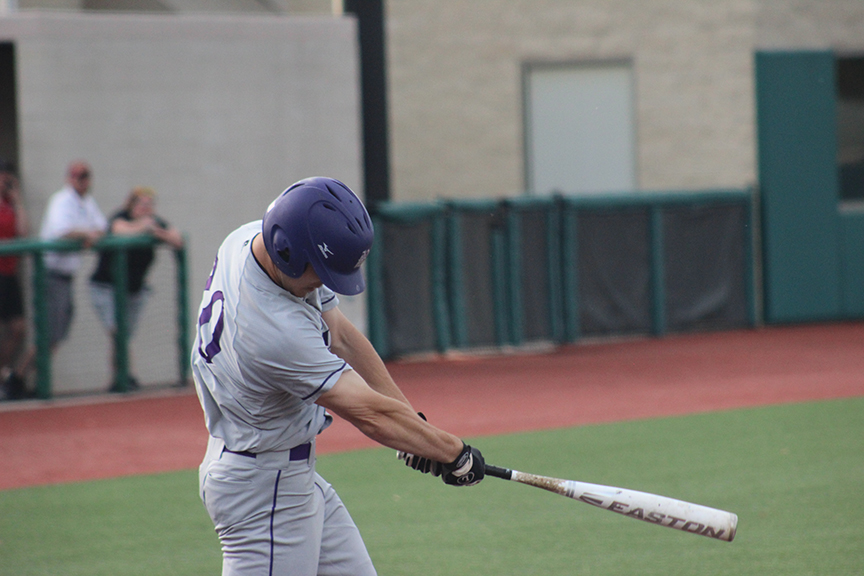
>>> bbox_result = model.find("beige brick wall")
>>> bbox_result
[386,0,864,203]
[17,0,333,13]
[386,0,760,202]
[756,0,864,49]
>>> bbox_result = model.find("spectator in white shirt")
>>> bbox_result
[2,161,107,401]
[40,161,107,277]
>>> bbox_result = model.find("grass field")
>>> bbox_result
[1,397,862,575]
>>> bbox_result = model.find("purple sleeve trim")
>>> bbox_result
[302,361,347,401]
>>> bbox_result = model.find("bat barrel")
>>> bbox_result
[486,464,738,542]
[562,479,738,542]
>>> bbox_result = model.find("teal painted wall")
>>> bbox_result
[840,210,864,317]
[756,51,842,323]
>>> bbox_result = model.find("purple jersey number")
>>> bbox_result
[198,256,225,363]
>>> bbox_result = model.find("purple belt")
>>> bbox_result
[222,442,311,461]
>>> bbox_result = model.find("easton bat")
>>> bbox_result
[485,464,737,542]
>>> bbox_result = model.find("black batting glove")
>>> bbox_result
[440,443,485,487]
[397,412,441,475]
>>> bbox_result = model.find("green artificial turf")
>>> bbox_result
[0,397,861,576]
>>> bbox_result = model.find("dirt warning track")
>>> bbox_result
[1,322,862,491]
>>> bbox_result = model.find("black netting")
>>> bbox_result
[455,211,498,347]
[577,208,652,336]
[663,203,749,332]
[516,208,552,342]
[381,221,437,356]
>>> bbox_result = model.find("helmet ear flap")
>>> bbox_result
[268,226,304,278]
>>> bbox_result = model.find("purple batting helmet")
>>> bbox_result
[262,177,374,295]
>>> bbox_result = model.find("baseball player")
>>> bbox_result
[193,177,485,576]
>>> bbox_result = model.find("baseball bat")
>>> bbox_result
[485,464,737,542]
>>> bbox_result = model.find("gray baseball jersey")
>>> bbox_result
[193,221,376,575]
[193,220,347,452]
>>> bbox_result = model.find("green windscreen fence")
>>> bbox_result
[369,189,755,360]
[562,191,754,341]
[569,205,653,338]
[446,200,506,349]
[506,197,562,345]
[368,203,448,358]
[662,202,750,332]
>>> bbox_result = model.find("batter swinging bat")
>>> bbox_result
[485,464,737,542]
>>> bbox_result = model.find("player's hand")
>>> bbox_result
[398,451,441,475]
[440,443,484,487]
[397,412,441,475]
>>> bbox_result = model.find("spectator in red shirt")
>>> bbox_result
[0,160,29,400]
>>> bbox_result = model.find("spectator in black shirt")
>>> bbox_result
[90,186,183,392]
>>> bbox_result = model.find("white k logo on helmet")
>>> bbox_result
[318,243,334,259]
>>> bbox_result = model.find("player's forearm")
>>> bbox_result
[343,403,463,462]
[318,372,461,462]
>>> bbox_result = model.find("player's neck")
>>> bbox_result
[252,234,287,290]
[251,233,306,296]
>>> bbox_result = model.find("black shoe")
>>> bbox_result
[2,373,27,401]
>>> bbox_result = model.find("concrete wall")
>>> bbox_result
[0,12,362,393]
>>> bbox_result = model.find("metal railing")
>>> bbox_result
[0,235,190,398]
